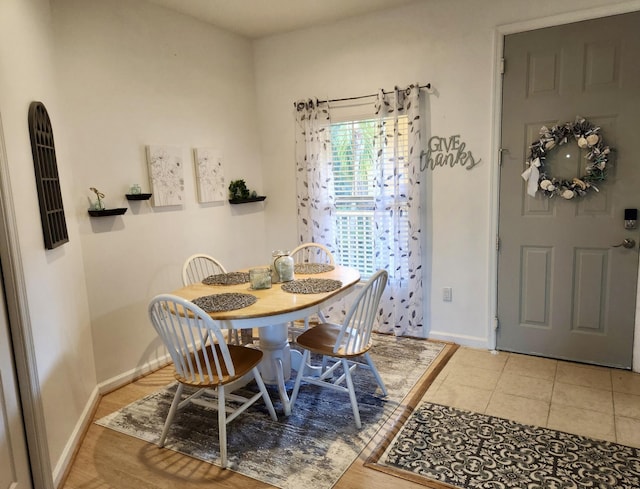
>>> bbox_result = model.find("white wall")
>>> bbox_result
[253,0,640,355]
[0,0,97,473]
[51,0,267,383]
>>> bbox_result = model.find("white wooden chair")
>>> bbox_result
[182,254,248,344]
[182,253,227,286]
[148,294,277,468]
[290,242,335,267]
[288,243,336,338]
[289,269,388,428]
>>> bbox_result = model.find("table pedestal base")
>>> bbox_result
[257,324,291,382]
[256,323,326,416]
[257,324,294,415]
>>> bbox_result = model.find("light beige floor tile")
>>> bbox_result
[556,362,612,390]
[426,382,492,413]
[443,364,502,391]
[429,349,638,447]
[612,370,640,395]
[613,392,640,419]
[485,392,549,427]
[504,354,557,381]
[552,382,613,414]
[429,374,445,389]
[448,347,509,372]
[547,405,616,443]
[496,372,553,402]
[434,361,455,381]
[615,416,640,448]
[423,380,441,397]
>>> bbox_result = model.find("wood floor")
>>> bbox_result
[60,344,457,489]
[61,343,640,488]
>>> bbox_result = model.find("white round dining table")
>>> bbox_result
[171,265,361,415]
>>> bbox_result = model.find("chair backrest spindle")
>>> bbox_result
[291,243,335,265]
[149,294,236,384]
[182,254,227,286]
[334,269,387,356]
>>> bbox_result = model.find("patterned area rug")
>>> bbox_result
[96,335,452,489]
[367,402,640,489]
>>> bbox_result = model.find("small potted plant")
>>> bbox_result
[228,180,265,204]
[228,179,250,200]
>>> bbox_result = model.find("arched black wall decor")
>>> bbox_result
[28,101,68,249]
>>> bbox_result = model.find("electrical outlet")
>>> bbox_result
[443,287,452,302]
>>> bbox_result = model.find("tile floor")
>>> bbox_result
[424,347,640,448]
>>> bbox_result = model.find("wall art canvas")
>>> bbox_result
[146,145,184,206]
[193,147,226,203]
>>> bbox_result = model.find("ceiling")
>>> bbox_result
[144,0,420,39]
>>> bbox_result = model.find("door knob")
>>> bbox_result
[612,238,636,249]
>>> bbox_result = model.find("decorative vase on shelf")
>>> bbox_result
[89,186,105,210]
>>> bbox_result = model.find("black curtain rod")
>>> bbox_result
[307,83,432,106]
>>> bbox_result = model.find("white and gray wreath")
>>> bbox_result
[521,116,612,199]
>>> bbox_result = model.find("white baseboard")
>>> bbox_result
[97,353,172,395]
[52,385,100,488]
[52,354,172,487]
[428,330,490,350]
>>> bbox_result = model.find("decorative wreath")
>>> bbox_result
[521,116,612,199]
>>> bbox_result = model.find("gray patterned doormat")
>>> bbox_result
[367,402,640,489]
[96,335,453,489]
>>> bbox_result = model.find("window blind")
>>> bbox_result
[331,116,410,279]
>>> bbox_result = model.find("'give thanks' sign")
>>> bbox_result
[420,135,481,171]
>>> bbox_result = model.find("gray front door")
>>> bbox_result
[497,12,640,368]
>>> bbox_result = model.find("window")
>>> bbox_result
[295,86,423,334]
[331,115,410,280]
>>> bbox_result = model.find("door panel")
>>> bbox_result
[0,265,32,488]
[520,246,551,326]
[572,248,607,333]
[497,12,640,368]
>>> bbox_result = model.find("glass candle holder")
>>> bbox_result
[249,267,272,289]
[130,184,141,195]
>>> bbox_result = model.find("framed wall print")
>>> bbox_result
[146,145,184,206]
[193,147,226,203]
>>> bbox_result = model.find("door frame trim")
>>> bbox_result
[0,114,54,488]
[489,1,640,358]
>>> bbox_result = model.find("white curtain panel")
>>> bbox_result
[372,85,424,336]
[294,99,338,252]
[294,98,344,323]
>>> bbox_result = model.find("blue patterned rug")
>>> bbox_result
[367,402,640,489]
[95,335,451,489]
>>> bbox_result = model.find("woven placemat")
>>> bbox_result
[202,272,250,286]
[294,263,335,274]
[192,293,257,312]
[281,278,342,294]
